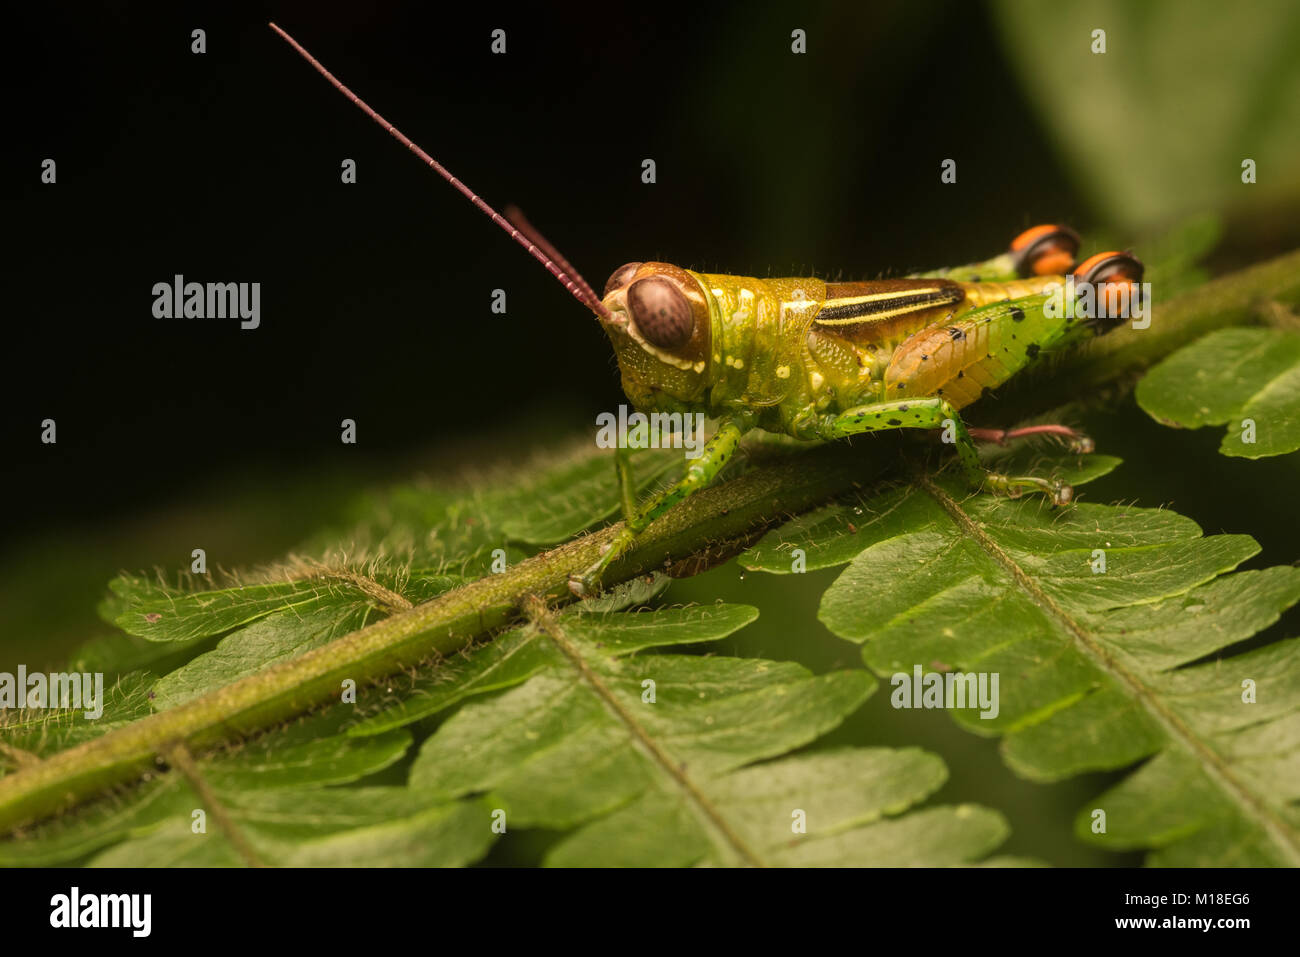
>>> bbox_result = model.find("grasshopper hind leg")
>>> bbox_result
[819,398,1075,506]
[917,224,1081,282]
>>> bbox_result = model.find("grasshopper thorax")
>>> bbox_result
[599,262,712,412]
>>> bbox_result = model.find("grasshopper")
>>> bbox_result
[271,24,1144,597]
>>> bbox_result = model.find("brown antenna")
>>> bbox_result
[269,22,610,319]
[504,205,601,306]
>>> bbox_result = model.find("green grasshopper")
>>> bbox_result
[271,24,1145,598]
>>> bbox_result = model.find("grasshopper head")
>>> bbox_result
[598,262,712,412]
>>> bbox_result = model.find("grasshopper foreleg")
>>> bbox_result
[817,398,1074,505]
[569,419,747,597]
[614,444,639,522]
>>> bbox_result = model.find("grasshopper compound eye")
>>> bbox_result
[1074,251,1145,324]
[626,276,694,349]
[605,262,643,295]
[1010,224,1081,277]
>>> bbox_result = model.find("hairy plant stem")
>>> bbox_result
[1,249,1296,832]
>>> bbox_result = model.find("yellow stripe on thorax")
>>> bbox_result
[813,287,953,325]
